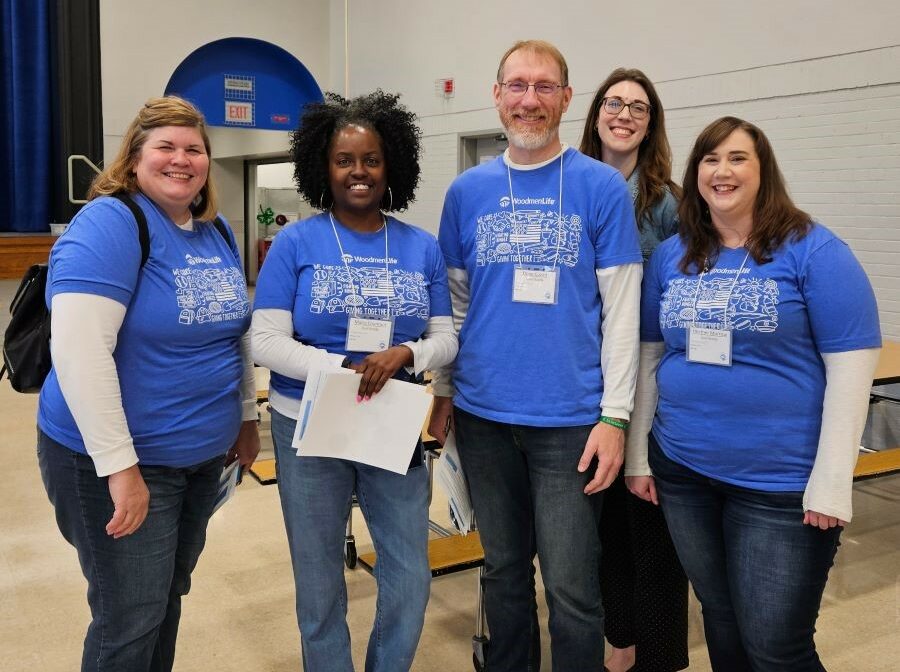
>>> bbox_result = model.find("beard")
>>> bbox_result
[499,104,563,151]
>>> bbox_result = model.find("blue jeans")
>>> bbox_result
[37,428,223,672]
[649,435,841,672]
[270,408,430,672]
[453,407,605,672]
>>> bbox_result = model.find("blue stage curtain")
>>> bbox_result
[1,0,51,232]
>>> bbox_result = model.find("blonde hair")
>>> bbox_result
[496,40,569,86]
[88,96,218,221]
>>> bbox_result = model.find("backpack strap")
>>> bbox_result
[112,193,229,262]
[212,216,229,243]
[210,216,241,264]
[111,193,151,267]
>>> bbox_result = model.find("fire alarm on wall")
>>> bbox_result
[435,78,455,98]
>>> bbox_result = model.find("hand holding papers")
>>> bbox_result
[212,460,241,515]
[292,368,432,475]
[434,432,474,535]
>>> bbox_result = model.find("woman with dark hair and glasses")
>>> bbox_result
[250,90,457,671]
[629,116,880,670]
[579,68,688,672]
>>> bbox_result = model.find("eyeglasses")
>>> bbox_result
[500,80,565,96]
[601,96,651,120]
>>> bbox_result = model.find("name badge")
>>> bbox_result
[346,315,394,353]
[512,266,559,305]
[686,324,732,366]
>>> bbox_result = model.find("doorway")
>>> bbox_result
[459,133,508,172]
[244,158,316,284]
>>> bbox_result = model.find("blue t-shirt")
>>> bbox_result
[642,224,881,490]
[38,193,251,467]
[253,213,452,401]
[439,149,642,426]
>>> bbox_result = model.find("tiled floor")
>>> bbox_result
[1,278,898,671]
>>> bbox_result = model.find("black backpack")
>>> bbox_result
[1,193,228,393]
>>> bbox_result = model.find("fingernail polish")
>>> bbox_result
[356,395,363,403]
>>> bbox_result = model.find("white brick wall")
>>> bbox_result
[406,63,900,339]
[659,84,900,340]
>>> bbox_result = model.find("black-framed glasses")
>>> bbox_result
[501,80,565,96]
[601,96,651,120]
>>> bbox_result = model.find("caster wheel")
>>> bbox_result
[472,635,488,671]
[344,536,357,569]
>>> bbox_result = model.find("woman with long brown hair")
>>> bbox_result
[628,116,881,670]
[579,68,688,672]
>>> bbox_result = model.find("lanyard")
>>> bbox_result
[506,151,565,271]
[328,211,394,314]
[690,249,751,328]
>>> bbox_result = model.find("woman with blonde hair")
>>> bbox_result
[38,95,259,672]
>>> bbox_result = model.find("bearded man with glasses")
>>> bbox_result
[429,39,643,671]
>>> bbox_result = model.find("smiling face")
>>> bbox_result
[133,126,209,223]
[596,80,651,163]
[328,124,387,222]
[493,48,572,163]
[698,129,760,230]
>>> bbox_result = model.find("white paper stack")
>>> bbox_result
[434,432,474,535]
[212,460,241,515]
[292,368,432,475]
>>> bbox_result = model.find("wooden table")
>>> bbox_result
[0,235,56,279]
[873,340,900,386]
[856,340,900,479]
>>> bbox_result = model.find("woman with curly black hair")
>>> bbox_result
[250,91,457,671]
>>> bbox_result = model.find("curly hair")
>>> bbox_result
[679,116,811,274]
[290,90,421,212]
[579,68,680,229]
[88,96,218,221]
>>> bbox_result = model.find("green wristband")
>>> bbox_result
[599,416,628,430]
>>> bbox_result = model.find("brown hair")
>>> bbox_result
[88,95,218,221]
[496,40,568,86]
[579,67,680,228]
[678,116,811,274]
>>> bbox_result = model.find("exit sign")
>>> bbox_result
[225,101,254,126]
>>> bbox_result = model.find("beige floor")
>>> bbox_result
[1,278,898,671]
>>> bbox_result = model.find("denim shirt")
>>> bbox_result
[627,169,679,262]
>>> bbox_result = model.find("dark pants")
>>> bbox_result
[649,435,841,672]
[599,471,689,672]
[38,429,223,672]
[454,407,605,672]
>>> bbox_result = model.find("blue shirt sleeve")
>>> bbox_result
[801,237,881,353]
[594,171,641,269]
[253,226,300,311]
[427,236,453,318]
[48,198,143,306]
[438,185,464,270]
[640,242,667,342]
